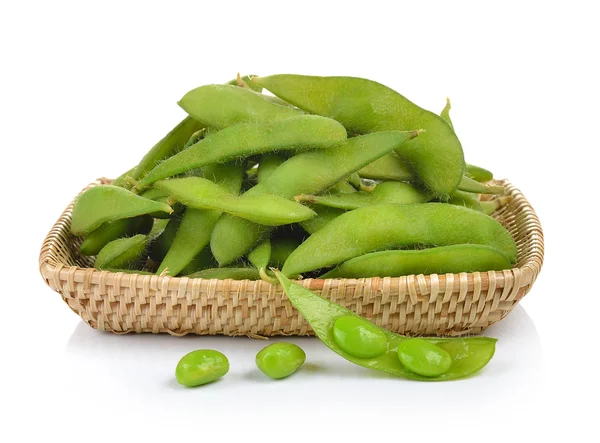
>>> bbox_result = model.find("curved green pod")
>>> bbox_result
[157,162,245,276]
[445,190,483,212]
[132,116,205,181]
[281,203,518,276]
[257,153,286,183]
[466,164,494,183]
[295,181,432,210]
[210,130,421,265]
[248,240,271,271]
[134,115,347,191]
[358,152,414,182]
[274,271,497,381]
[299,205,345,235]
[178,84,302,129]
[80,215,153,256]
[459,176,504,195]
[149,215,182,262]
[269,237,302,268]
[70,185,172,236]
[94,234,148,270]
[319,244,513,279]
[253,74,464,198]
[155,177,316,226]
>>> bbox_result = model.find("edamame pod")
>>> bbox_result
[157,162,245,276]
[112,166,137,189]
[134,115,347,191]
[281,203,518,276]
[253,74,465,198]
[269,237,302,268]
[210,130,422,265]
[299,205,345,234]
[295,181,432,210]
[257,153,286,183]
[188,267,261,280]
[178,247,218,275]
[149,215,182,262]
[70,185,172,236]
[480,195,513,215]
[466,164,494,183]
[319,244,513,279]
[273,271,497,381]
[178,84,302,129]
[155,177,316,226]
[248,240,271,271]
[459,176,504,195]
[444,190,483,212]
[132,116,204,180]
[94,234,147,270]
[80,215,153,256]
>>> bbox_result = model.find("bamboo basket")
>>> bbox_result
[38,178,544,337]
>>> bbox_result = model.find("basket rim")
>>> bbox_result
[39,177,544,292]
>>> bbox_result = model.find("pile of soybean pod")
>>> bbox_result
[70,74,518,281]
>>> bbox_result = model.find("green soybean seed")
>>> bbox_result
[273,270,497,381]
[209,130,421,266]
[80,215,153,256]
[253,74,464,198]
[94,234,147,270]
[70,185,172,236]
[155,177,316,226]
[282,203,518,277]
[255,342,306,379]
[175,349,229,387]
[320,244,512,279]
[333,316,387,359]
[178,84,302,129]
[397,338,452,377]
[135,115,347,191]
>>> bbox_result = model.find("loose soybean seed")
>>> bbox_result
[255,342,306,379]
[175,349,230,387]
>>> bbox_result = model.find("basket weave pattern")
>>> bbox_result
[39,179,544,337]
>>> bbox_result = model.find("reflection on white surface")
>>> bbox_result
[65,305,543,414]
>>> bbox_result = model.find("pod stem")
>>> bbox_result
[259,267,280,285]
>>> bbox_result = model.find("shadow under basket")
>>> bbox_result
[39,178,544,337]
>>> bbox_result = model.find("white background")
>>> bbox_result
[1,1,599,441]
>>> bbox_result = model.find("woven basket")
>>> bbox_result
[39,178,544,337]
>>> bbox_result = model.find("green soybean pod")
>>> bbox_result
[332,316,387,358]
[155,177,316,226]
[188,267,261,280]
[157,162,245,276]
[132,116,205,181]
[358,152,414,182]
[253,74,465,198]
[112,166,137,189]
[295,181,432,210]
[209,130,422,266]
[177,84,302,130]
[445,190,484,212]
[459,176,504,195]
[80,215,153,256]
[175,349,229,387]
[70,185,172,236]
[248,239,272,271]
[466,164,494,183]
[397,338,452,377]
[257,153,286,183]
[134,115,347,191]
[256,342,306,379]
[480,195,513,215]
[299,205,346,235]
[320,245,513,279]
[94,234,147,270]
[273,270,497,381]
[281,203,518,277]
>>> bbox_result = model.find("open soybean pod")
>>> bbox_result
[274,271,497,381]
